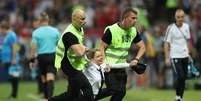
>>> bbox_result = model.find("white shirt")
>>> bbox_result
[83,63,104,95]
[164,23,190,58]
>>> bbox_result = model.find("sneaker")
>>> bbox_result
[176,99,182,101]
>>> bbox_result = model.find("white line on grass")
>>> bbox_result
[27,94,43,101]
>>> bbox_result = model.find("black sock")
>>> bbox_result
[176,79,185,98]
[46,80,54,98]
[43,82,48,99]
[37,76,43,94]
[10,77,19,98]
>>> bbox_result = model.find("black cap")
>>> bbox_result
[131,63,147,74]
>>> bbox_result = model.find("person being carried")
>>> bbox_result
[83,49,146,100]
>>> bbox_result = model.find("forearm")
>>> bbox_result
[30,43,37,59]
[12,43,17,62]
[134,41,145,60]
[71,44,88,56]
[164,42,170,59]
[99,40,107,59]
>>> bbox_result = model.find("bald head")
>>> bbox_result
[175,9,185,26]
[72,9,85,18]
[175,9,185,18]
[72,9,86,29]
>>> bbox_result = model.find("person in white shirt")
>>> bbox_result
[83,49,146,100]
[164,9,191,101]
[83,49,105,97]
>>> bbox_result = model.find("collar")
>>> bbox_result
[90,62,101,70]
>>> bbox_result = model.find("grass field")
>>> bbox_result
[0,80,200,101]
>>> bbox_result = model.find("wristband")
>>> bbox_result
[29,57,36,63]
[134,58,139,62]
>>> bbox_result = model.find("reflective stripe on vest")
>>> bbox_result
[55,24,86,71]
[105,23,137,64]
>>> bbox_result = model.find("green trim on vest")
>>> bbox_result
[105,23,137,64]
[55,24,86,71]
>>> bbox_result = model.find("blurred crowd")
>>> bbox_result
[0,0,201,89]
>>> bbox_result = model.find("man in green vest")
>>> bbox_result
[49,9,94,101]
[98,8,145,101]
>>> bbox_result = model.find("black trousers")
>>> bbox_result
[3,63,19,98]
[97,69,127,101]
[49,65,94,101]
[171,57,189,98]
[10,77,19,98]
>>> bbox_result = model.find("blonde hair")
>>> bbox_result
[85,49,100,60]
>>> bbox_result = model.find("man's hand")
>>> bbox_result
[29,57,37,69]
[100,63,111,72]
[130,58,139,68]
[104,64,111,72]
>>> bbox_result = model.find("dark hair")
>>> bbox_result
[0,21,10,29]
[121,8,138,20]
[85,49,100,60]
[40,12,49,20]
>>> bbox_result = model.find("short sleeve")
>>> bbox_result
[101,29,112,45]
[164,25,173,43]
[62,32,79,49]
[8,32,17,45]
[186,24,190,39]
[132,32,142,44]
[31,31,38,44]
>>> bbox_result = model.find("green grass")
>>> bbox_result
[0,80,200,101]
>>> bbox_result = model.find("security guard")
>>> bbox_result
[49,9,94,101]
[99,8,145,101]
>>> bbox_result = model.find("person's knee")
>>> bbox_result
[46,73,55,81]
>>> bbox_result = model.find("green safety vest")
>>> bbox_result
[166,0,177,8]
[55,24,86,71]
[105,23,137,64]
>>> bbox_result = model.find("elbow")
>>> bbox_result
[141,45,146,55]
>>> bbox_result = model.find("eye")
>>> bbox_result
[131,17,137,20]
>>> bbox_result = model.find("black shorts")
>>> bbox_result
[37,53,56,75]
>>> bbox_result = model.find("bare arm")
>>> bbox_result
[30,42,37,59]
[99,40,108,59]
[11,43,18,64]
[70,44,88,56]
[164,42,171,66]
[134,40,145,60]
[130,40,145,66]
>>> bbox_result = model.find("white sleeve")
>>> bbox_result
[100,63,130,69]
[164,25,172,43]
[186,24,191,39]
[110,63,130,69]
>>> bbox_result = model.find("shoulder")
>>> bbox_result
[63,32,75,38]
[167,23,175,29]
[8,31,17,38]
[49,26,59,31]
[33,27,42,35]
[183,23,190,28]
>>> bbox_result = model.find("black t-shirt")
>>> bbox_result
[61,32,79,73]
[101,28,142,45]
